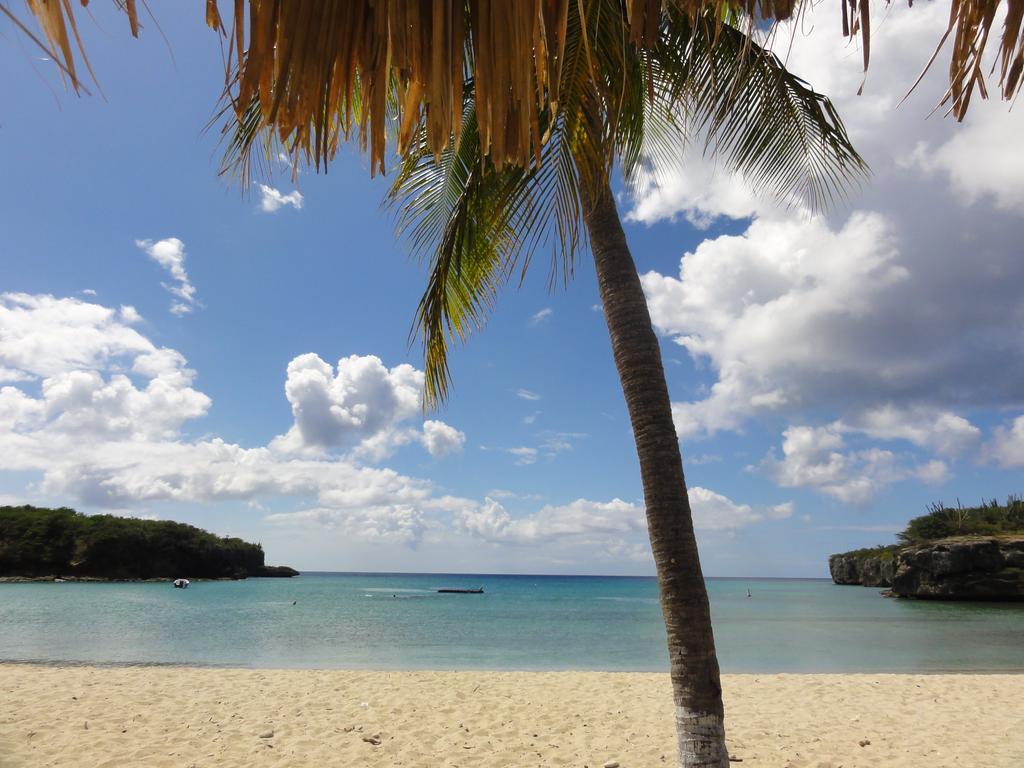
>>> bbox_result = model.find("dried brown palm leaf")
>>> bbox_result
[12,0,140,92]
[11,0,1024,139]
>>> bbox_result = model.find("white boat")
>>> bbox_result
[172,578,190,589]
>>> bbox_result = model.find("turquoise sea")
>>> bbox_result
[1,573,1022,672]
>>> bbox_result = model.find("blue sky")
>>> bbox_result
[2,4,1022,577]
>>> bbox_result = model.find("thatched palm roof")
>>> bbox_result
[10,0,1024,172]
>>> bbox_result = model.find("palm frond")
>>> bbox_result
[388,95,587,407]
[643,11,868,210]
[387,3,868,406]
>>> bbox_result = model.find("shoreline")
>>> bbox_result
[3,658,1024,675]
[0,574,295,583]
[1,665,1021,767]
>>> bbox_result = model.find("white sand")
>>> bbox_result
[1,666,1020,767]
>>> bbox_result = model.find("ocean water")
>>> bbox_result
[1,573,1022,672]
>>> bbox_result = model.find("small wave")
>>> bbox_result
[362,588,432,594]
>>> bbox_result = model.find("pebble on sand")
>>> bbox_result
[604,761,620,768]
[258,730,274,739]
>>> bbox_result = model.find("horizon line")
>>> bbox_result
[292,570,831,581]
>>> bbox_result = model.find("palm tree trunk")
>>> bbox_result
[584,180,729,768]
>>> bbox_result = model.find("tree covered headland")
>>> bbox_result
[0,505,297,579]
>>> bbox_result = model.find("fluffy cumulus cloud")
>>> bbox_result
[0,293,210,440]
[629,3,1024,500]
[135,238,199,315]
[908,107,1024,212]
[759,425,947,505]
[277,353,420,448]
[988,416,1024,469]
[842,406,981,458]
[0,293,788,556]
[0,293,153,377]
[270,353,463,462]
[258,184,304,213]
[688,486,793,530]
[420,419,466,458]
[454,489,790,546]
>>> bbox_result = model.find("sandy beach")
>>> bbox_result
[0,666,1019,767]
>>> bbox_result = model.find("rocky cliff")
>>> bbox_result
[889,537,1024,600]
[831,537,1024,600]
[828,552,896,587]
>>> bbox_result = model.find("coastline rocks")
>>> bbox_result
[252,565,300,578]
[828,555,862,585]
[890,538,1024,601]
[827,554,895,587]
[832,537,1024,600]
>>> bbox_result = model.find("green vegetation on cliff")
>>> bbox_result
[0,505,297,579]
[897,497,1024,544]
[832,496,1024,559]
[832,544,900,562]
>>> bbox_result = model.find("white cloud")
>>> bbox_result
[272,353,422,455]
[507,446,539,465]
[492,432,584,465]
[0,294,210,441]
[539,431,585,457]
[841,405,981,457]
[646,212,910,438]
[1,294,791,562]
[529,308,553,325]
[908,112,1024,212]
[456,497,644,545]
[0,368,35,384]
[0,293,154,377]
[913,459,950,486]
[420,419,465,458]
[0,386,44,430]
[455,488,790,545]
[0,319,452,544]
[266,505,428,547]
[485,489,545,502]
[135,238,199,315]
[626,3,1024,502]
[523,411,541,425]
[270,356,464,464]
[626,156,767,228]
[988,415,1024,468]
[685,453,721,466]
[688,487,793,531]
[81,289,97,297]
[39,368,210,441]
[515,388,542,401]
[258,184,304,213]
[119,305,141,324]
[760,424,948,505]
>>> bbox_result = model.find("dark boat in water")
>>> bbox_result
[437,587,484,594]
